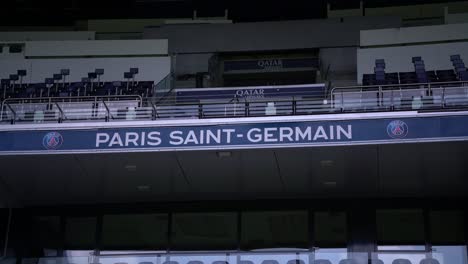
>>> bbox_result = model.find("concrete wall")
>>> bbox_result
[365,1,468,20]
[144,17,402,54]
[446,12,468,24]
[0,31,95,41]
[360,23,468,47]
[357,42,468,83]
[320,47,357,73]
[24,40,168,57]
[0,57,171,83]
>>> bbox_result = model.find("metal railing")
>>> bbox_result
[2,81,468,125]
[5,248,467,264]
[0,95,142,124]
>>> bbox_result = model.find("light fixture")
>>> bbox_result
[323,181,337,187]
[124,164,137,171]
[320,160,334,167]
[137,185,150,192]
[217,151,232,158]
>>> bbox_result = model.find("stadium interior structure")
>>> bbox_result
[0,2,468,264]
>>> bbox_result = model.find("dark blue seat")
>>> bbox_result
[315,260,332,264]
[287,260,305,264]
[339,259,358,264]
[450,54,461,61]
[371,260,384,264]
[419,259,440,264]
[261,260,279,264]
[392,259,411,264]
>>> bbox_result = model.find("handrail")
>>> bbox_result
[101,99,112,122]
[330,80,468,95]
[1,94,143,106]
[4,104,17,124]
[54,103,65,123]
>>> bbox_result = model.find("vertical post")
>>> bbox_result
[341,91,344,112]
[198,103,203,119]
[2,208,12,258]
[292,97,297,115]
[442,87,446,108]
[245,102,250,117]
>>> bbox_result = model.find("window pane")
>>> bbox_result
[315,211,347,247]
[32,216,61,256]
[377,209,424,244]
[430,211,465,244]
[433,246,468,264]
[241,211,308,249]
[102,214,168,249]
[171,212,237,250]
[65,217,96,249]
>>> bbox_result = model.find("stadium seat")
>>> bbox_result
[162,261,179,264]
[287,260,305,264]
[339,259,358,264]
[239,261,254,264]
[187,261,203,264]
[392,259,412,264]
[419,259,440,264]
[212,261,228,264]
[261,260,279,264]
[139,262,154,264]
[371,260,384,264]
[314,260,332,264]
[450,54,461,61]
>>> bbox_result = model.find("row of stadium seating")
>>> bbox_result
[1,68,148,100]
[107,258,439,264]
[1,81,154,100]
[363,55,468,85]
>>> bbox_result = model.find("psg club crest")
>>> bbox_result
[42,132,64,150]
[387,120,409,139]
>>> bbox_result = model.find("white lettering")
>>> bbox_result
[96,133,110,147]
[206,130,221,144]
[147,131,161,146]
[295,127,312,141]
[247,128,262,143]
[264,127,278,142]
[313,126,329,140]
[109,133,123,147]
[279,127,294,142]
[337,125,352,140]
[184,130,199,145]
[125,132,139,147]
[222,129,235,143]
[169,131,184,145]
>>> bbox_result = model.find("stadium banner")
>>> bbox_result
[175,83,326,102]
[1,114,468,155]
[223,58,319,72]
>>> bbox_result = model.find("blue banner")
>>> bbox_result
[1,114,468,155]
[175,84,325,102]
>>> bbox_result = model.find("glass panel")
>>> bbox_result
[376,210,425,245]
[373,251,427,264]
[0,209,6,253]
[314,211,347,247]
[433,246,468,264]
[31,216,61,256]
[241,211,308,249]
[171,212,237,250]
[64,217,96,249]
[102,214,168,249]
[430,211,465,244]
